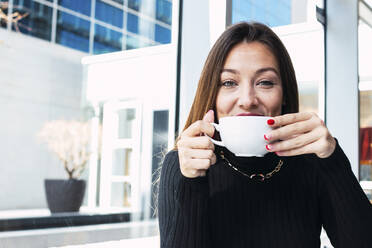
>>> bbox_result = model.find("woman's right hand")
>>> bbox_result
[177,110,217,178]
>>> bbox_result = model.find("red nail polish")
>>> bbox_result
[266,144,271,150]
[264,134,269,141]
[267,119,275,125]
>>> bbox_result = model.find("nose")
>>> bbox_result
[237,84,259,109]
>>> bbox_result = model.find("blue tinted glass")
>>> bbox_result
[128,0,141,11]
[156,0,172,25]
[94,24,122,54]
[126,34,153,50]
[232,0,250,23]
[126,34,140,50]
[58,0,91,16]
[137,18,154,40]
[232,0,292,27]
[12,0,53,41]
[127,13,138,33]
[155,24,170,44]
[95,0,123,28]
[56,11,90,52]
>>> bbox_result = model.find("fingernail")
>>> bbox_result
[264,134,270,141]
[267,119,275,125]
[266,144,272,151]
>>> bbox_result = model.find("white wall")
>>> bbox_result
[0,29,86,210]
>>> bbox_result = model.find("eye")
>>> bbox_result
[257,80,274,87]
[220,80,237,87]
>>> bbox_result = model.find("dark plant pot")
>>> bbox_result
[44,179,86,213]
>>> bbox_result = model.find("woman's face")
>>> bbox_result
[216,41,283,120]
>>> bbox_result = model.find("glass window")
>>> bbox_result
[127,12,139,33]
[111,182,131,207]
[12,0,53,41]
[137,17,154,40]
[128,0,141,11]
[155,24,171,43]
[156,0,172,25]
[126,34,153,50]
[150,110,169,217]
[359,18,372,202]
[0,0,8,29]
[112,148,132,176]
[232,0,306,27]
[58,0,91,16]
[94,24,122,54]
[56,11,90,53]
[95,0,123,28]
[118,109,135,139]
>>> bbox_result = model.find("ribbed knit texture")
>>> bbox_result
[158,142,372,248]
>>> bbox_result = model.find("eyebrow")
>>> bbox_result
[221,67,279,76]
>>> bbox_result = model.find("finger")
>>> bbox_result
[183,120,215,138]
[266,129,320,152]
[210,153,217,165]
[268,112,314,128]
[198,170,207,177]
[202,109,215,123]
[275,140,319,157]
[179,136,215,150]
[185,148,215,160]
[265,117,320,142]
[189,158,211,170]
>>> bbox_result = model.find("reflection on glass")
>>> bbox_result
[232,0,310,27]
[128,0,141,11]
[156,0,172,25]
[111,182,131,207]
[155,24,171,43]
[126,34,153,50]
[112,148,132,176]
[95,0,123,28]
[138,17,154,40]
[118,108,135,139]
[56,11,90,52]
[151,110,169,217]
[12,0,53,41]
[127,12,138,33]
[359,18,372,201]
[93,24,122,54]
[58,0,91,16]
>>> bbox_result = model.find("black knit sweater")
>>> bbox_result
[158,142,372,248]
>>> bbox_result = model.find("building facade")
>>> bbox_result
[0,0,172,54]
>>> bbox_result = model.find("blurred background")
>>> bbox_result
[0,0,371,247]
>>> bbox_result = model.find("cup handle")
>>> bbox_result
[208,123,225,147]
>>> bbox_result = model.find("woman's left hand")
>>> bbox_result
[264,112,336,158]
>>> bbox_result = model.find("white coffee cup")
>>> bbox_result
[209,116,273,157]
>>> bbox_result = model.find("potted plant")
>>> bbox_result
[38,120,91,213]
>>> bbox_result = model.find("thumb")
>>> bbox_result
[202,110,214,123]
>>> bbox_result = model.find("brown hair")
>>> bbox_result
[178,22,299,145]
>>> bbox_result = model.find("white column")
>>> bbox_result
[326,0,359,176]
[178,0,227,131]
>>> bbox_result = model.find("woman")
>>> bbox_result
[158,22,372,248]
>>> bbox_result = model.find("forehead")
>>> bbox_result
[223,41,279,70]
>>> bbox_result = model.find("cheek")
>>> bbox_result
[216,92,234,117]
[261,91,283,115]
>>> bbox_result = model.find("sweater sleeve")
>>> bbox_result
[317,141,372,247]
[158,150,210,248]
